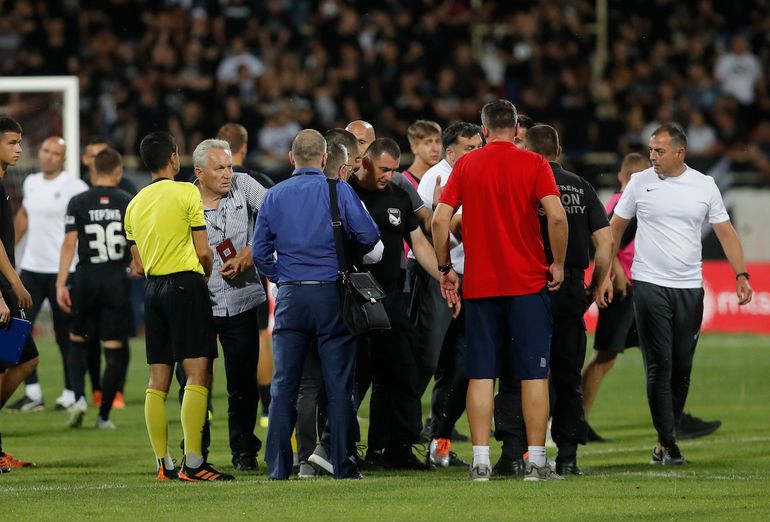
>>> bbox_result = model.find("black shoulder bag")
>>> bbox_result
[327,178,390,336]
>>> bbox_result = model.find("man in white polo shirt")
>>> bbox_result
[607,123,752,465]
[7,136,88,412]
[414,121,482,467]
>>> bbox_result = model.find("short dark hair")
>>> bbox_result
[0,116,22,135]
[442,122,482,150]
[481,99,518,130]
[524,124,560,158]
[516,114,535,130]
[216,123,248,153]
[94,147,122,175]
[652,122,688,150]
[325,128,358,157]
[139,131,177,172]
[364,138,401,161]
[84,135,109,147]
[324,142,348,177]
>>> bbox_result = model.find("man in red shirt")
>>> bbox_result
[433,100,567,481]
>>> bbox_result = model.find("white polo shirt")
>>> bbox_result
[614,165,729,288]
[415,159,465,274]
[20,172,88,273]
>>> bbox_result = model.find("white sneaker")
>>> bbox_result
[56,390,76,410]
[67,397,87,428]
[96,417,116,430]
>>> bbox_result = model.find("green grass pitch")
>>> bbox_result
[2,333,769,520]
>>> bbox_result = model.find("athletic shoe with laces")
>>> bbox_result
[491,456,526,477]
[308,443,334,475]
[96,417,116,430]
[0,452,37,468]
[232,452,258,471]
[298,462,318,478]
[5,395,44,413]
[469,463,491,482]
[586,423,609,443]
[650,444,686,465]
[524,462,564,481]
[155,459,179,481]
[677,412,721,440]
[429,438,451,467]
[178,457,235,481]
[55,391,76,411]
[383,445,434,471]
[0,466,10,474]
[447,451,469,467]
[67,397,88,428]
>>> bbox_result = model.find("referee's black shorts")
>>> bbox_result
[144,271,216,365]
[594,286,638,354]
[0,283,39,371]
[70,266,134,341]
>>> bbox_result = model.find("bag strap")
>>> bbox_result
[327,178,349,275]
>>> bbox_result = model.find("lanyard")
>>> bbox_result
[204,197,228,239]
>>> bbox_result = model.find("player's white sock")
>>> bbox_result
[26,383,42,401]
[472,445,490,467]
[528,446,546,467]
[163,454,174,470]
[186,452,204,468]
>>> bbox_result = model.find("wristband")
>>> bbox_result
[736,272,750,281]
[438,262,453,274]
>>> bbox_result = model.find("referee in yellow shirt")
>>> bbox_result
[125,131,233,481]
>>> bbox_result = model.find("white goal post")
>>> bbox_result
[0,76,80,178]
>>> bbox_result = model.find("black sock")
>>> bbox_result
[87,338,101,394]
[258,385,271,416]
[99,346,128,420]
[24,368,39,386]
[117,340,130,393]
[67,340,89,401]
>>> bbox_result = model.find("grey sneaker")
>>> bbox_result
[298,462,318,478]
[651,444,686,465]
[67,397,88,428]
[524,462,564,481]
[308,444,333,475]
[469,463,491,482]
[96,417,116,430]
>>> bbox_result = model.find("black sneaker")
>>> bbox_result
[383,446,434,471]
[6,395,45,413]
[232,453,258,471]
[491,456,526,477]
[362,450,388,471]
[447,451,469,467]
[586,423,609,443]
[178,457,235,481]
[650,444,686,465]
[555,456,584,476]
[677,412,721,440]
[419,418,433,443]
[450,428,470,443]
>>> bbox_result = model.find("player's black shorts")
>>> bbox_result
[0,284,39,371]
[144,271,216,365]
[594,286,638,354]
[256,275,270,330]
[70,267,134,341]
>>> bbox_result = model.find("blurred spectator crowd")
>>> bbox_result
[1,0,769,183]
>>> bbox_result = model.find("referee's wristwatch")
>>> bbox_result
[438,262,453,275]
[736,272,750,281]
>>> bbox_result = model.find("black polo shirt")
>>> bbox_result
[0,179,15,291]
[350,176,419,293]
[540,162,608,270]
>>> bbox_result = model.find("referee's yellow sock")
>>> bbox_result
[144,389,169,461]
[181,384,209,468]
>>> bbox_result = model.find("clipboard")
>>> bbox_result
[0,312,32,365]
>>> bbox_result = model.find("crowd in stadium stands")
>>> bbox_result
[1,0,769,182]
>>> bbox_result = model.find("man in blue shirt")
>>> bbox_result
[252,129,379,480]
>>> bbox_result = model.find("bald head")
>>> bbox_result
[290,129,327,169]
[345,120,376,158]
[38,136,66,176]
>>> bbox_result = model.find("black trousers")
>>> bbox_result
[430,306,468,440]
[494,272,588,458]
[296,341,328,462]
[177,308,262,457]
[21,271,71,389]
[633,281,704,447]
[366,291,422,451]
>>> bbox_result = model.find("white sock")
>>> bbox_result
[186,452,204,468]
[163,454,174,470]
[472,445,490,467]
[61,389,76,403]
[528,445,546,467]
[26,383,43,401]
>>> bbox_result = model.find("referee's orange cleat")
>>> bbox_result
[178,457,234,482]
[0,452,37,468]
